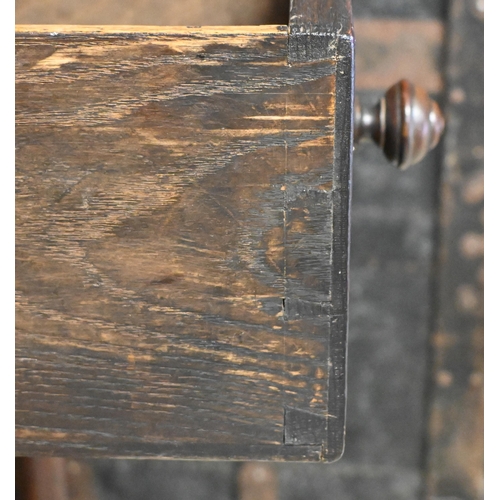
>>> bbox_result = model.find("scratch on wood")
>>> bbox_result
[16,4,352,461]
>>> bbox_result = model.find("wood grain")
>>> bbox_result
[16,23,352,460]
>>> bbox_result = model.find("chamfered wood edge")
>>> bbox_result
[324,28,353,463]
[16,441,324,462]
[15,25,288,36]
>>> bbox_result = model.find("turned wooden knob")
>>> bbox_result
[354,80,445,170]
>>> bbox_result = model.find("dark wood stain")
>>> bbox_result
[16,1,353,462]
[288,0,353,63]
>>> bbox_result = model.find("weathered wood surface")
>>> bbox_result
[16,23,352,460]
[424,0,484,497]
[289,0,352,62]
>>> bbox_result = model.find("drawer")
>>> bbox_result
[16,0,444,461]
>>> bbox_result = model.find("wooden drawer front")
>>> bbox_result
[16,0,353,462]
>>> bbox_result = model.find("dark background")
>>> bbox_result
[16,0,484,498]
